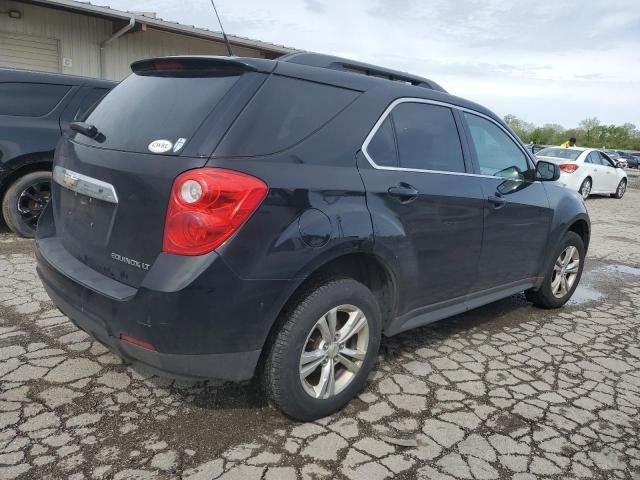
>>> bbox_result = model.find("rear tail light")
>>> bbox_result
[163,168,268,256]
[559,164,579,173]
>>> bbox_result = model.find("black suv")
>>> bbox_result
[36,54,589,420]
[0,68,115,237]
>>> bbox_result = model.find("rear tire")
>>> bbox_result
[526,231,585,309]
[262,278,381,421]
[2,171,52,238]
[578,178,591,200]
[611,179,627,199]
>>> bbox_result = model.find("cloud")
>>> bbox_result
[303,0,327,14]
[98,0,640,125]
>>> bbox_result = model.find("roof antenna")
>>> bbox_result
[210,0,234,56]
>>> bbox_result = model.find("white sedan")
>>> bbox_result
[535,147,628,200]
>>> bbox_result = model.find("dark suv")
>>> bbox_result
[0,68,115,237]
[36,54,589,420]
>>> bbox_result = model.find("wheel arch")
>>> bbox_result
[568,217,590,251]
[0,153,53,202]
[256,251,398,373]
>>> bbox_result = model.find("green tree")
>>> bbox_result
[578,117,601,146]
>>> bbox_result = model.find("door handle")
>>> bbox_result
[488,195,507,210]
[388,184,419,203]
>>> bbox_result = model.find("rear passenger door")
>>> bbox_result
[461,112,553,291]
[585,151,606,192]
[358,100,485,316]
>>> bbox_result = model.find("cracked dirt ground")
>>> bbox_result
[0,190,639,480]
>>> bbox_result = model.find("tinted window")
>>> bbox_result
[78,72,240,154]
[74,87,110,121]
[391,103,465,172]
[0,83,71,117]
[367,116,398,167]
[464,113,530,178]
[218,75,359,156]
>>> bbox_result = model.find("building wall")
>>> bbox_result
[0,0,110,77]
[0,0,267,81]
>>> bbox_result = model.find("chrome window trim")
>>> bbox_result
[361,97,536,178]
[53,166,119,204]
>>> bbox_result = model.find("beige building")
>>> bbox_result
[0,0,296,80]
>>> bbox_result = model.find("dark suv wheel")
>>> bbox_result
[262,278,381,421]
[2,171,52,238]
[526,231,585,309]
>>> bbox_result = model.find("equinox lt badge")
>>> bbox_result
[111,252,150,271]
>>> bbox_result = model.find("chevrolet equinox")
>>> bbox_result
[36,53,590,421]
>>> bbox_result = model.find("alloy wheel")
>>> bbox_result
[580,180,591,200]
[16,180,51,230]
[299,304,369,399]
[617,180,627,198]
[551,246,580,298]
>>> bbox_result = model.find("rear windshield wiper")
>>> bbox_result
[70,122,101,140]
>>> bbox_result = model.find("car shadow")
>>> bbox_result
[145,292,533,421]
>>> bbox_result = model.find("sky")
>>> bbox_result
[99,0,640,128]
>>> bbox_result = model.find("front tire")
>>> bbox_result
[611,179,627,199]
[578,178,591,200]
[262,278,381,421]
[526,231,585,309]
[2,171,52,238]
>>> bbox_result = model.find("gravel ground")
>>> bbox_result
[0,190,639,480]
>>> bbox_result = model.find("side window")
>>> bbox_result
[366,116,398,167]
[599,153,613,167]
[217,75,359,156]
[0,83,71,117]
[391,103,465,172]
[74,87,110,121]
[587,152,600,165]
[464,112,530,179]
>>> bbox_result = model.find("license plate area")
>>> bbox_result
[55,188,116,249]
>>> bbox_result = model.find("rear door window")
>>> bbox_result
[0,82,71,116]
[217,75,359,156]
[76,72,240,154]
[391,103,465,172]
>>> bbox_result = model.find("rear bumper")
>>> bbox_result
[35,234,296,381]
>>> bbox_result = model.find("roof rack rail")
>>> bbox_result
[278,53,447,93]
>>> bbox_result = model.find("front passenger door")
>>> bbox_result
[598,152,620,192]
[462,112,553,292]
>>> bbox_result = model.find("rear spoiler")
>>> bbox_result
[131,56,276,76]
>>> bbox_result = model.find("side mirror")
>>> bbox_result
[536,160,560,181]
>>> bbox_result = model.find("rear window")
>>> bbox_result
[216,75,359,157]
[0,82,71,116]
[536,147,582,161]
[76,72,240,154]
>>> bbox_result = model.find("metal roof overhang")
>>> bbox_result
[16,0,297,56]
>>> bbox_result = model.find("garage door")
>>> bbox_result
[0,31,60,72]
